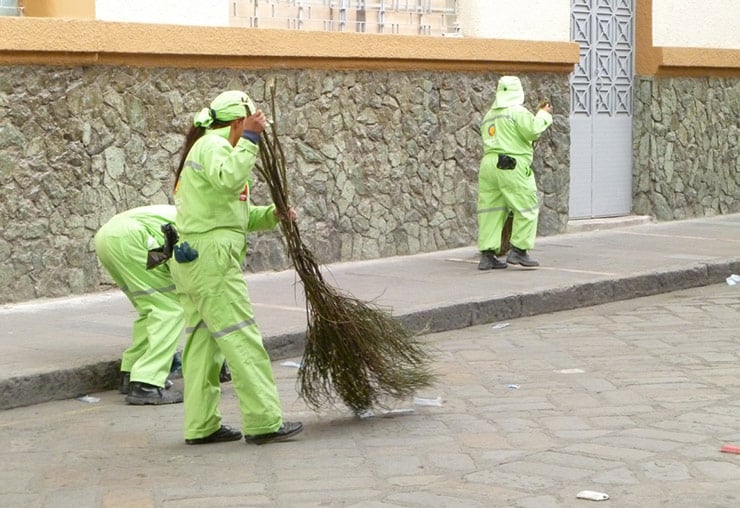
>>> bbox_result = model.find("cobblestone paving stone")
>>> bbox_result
[0,283,738,507]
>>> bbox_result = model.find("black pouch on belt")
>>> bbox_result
[497,154,517,170]
[146,222,180,269]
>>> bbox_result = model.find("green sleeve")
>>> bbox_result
[200,137,260,194]
[247,204,279,232]
[515,108,553,143]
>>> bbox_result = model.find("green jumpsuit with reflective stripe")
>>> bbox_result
[94,205,183,388]
[477,105,552,253]
[170,126,284,440]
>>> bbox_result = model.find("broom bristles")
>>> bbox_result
[253,82,436,413]
[498,212,513,256]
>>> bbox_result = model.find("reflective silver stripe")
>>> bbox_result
[185,321,208,335]
[211,318,256,339]
[477,206,508,215]
[184,160,203,171]
[517,205,539,215]
[489,114,513,121]
[128,285,177,297]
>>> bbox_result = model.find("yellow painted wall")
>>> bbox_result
[0,17,579,74]
[22,0,94,18]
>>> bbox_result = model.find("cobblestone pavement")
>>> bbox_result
[1,283,738,508]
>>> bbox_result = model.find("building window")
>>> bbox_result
[232,0,459,36]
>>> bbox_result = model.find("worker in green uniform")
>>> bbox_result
[171,90,303,446]
[477,76,553,270]
[94,205,184,405]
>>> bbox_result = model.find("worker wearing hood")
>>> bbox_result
[477,76,553,270]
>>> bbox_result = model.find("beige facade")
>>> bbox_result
[653,0,740,49]
[457,0,571,42]
[95,0,229,27]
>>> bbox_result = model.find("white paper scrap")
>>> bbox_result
[576,490,609,501]
[280,361,302,368]
[413,396,443,407]
[381,408,416,417]
[76,395,100,403]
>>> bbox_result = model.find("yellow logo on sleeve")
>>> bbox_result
[488,125,495,136]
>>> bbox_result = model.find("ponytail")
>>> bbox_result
[174,120,232,192]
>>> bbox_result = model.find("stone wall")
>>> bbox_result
[0,66,570,304]
[633,76,739,220]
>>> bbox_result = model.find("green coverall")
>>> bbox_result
[170,123,285,441]
[94,205,183,389]
[477,78,553,254]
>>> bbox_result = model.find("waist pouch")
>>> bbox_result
[497,154,517,170]
[146,222,180,269]
[174,242,199,263]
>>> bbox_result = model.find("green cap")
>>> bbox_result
[492,76,524,108]
[193,90,257,128]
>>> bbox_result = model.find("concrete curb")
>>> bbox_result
[2,258,737,410]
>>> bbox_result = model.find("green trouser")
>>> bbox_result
[477,153,539,253]
[170,230,283,440]
[94,219,183,388]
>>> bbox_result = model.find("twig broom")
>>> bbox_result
[251,82,437,414]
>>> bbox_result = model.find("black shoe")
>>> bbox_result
[125,382,183,405]
[219,362,232,383]
[478,250,508,270]
[119,372,130,394]
[185,425,243,445]
[244,422,304,445]
[506,247,540,267]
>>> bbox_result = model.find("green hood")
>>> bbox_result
[492,76,525,109]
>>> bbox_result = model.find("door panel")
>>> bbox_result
[569,0,634,219]
[593,116,632,215]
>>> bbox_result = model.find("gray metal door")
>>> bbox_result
[569,0,634,218]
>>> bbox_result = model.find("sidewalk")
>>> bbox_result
[1,214,738,410]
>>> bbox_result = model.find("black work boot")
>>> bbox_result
[125,382,183,405]
[478,250,508,270]
[119,372,130,394]
[186,425,243,445]
[244,422,304,445]
[506,247,540,267]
